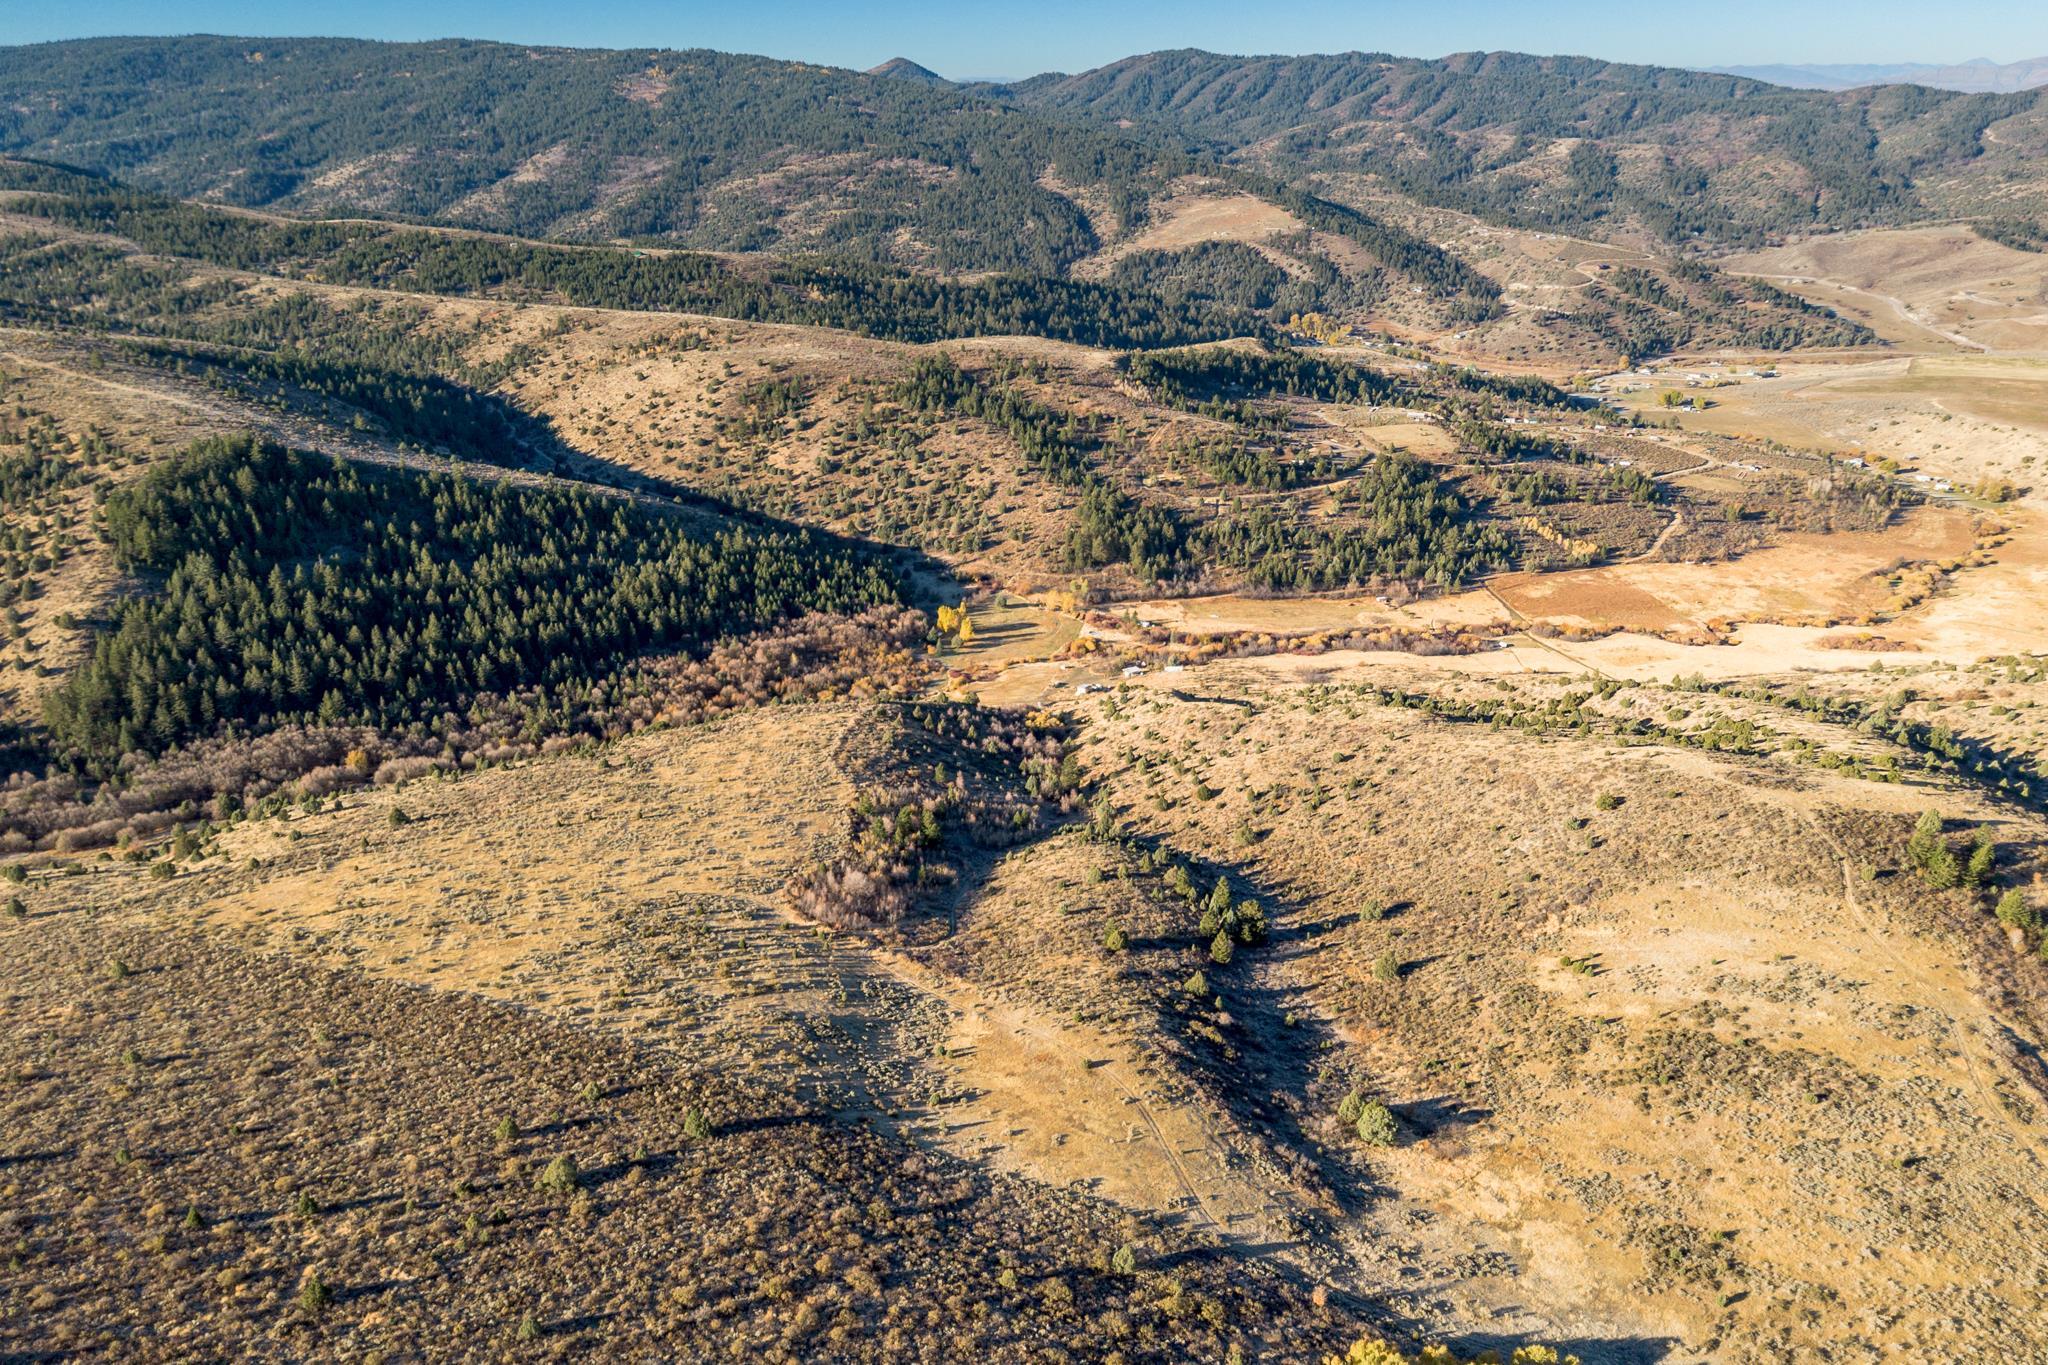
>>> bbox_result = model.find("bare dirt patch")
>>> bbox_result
[1079,192,1306,276]
[1493,505,1978,633]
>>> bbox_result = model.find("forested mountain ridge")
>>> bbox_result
[0,158,1271,350]
[0,35,1146,274]
[0,35,1477,301]
[1002,48,2048,244]
[8,33,2039,289]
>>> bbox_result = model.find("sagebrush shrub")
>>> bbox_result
[1355,1101,1396,1147]
[535,1154,580,1194]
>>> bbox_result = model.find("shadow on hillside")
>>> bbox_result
[1436,1332,1680,1365]
[922,815,1392,1217]
[80,333,960,603]
[1401,1093,1491,1140]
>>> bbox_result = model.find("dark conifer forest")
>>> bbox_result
[45,436,900,768]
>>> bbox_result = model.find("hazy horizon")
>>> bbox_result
[4,1,2047,85]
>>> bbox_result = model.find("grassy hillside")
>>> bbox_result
[0,182,1876,602]
[4,31,2048,1365]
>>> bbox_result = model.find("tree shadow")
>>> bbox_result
[334,1276,418,1306]
[525,1114,602,1139]
[0,1148,74,1168]
[1401,1094,1493,1141]
[715,1112,812,1138]
[88,332,960,606]
[1433,1331,1681,1365]
[1166,689,1256,710]
[321,1190,403,1216]
[537,1311,616,1337]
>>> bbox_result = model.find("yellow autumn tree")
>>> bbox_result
[1322,1341,1579,1365]
[1288,311,1350,345]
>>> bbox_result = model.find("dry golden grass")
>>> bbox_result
[9,192,2048,1365]
[1058,661,2048,1358]
[1725,227,2048,353]
[0,909,1355,1362]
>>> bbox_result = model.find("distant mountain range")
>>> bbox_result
[873,51,2048,98]
[3,35,2044,266]
[1714,56,2048,93]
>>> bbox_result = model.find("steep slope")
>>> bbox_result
[1005,49,2048,245]
[6,38,1974,332]
[0,36,1166,274]
[0,40,1512,326]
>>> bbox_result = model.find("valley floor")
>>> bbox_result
[5,221,2048,1360]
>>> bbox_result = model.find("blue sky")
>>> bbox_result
[4,0,2045,80]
